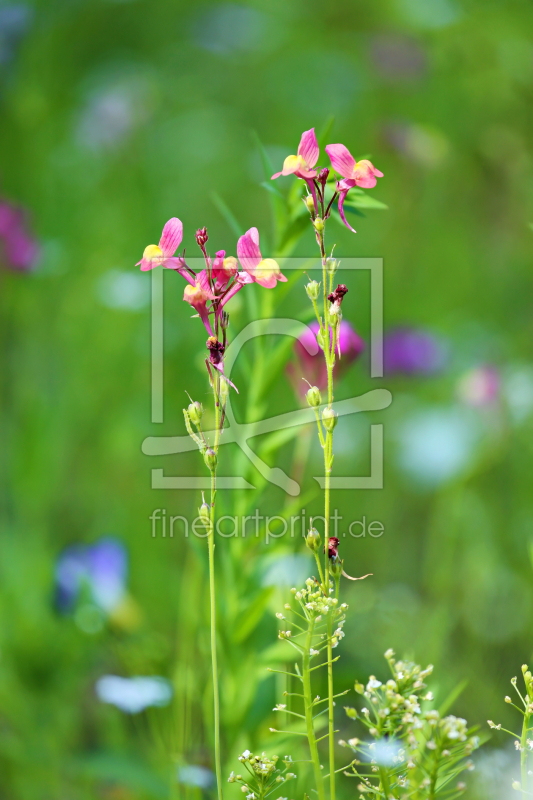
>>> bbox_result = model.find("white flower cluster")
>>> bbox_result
[276,578,348,650]
[340,650,479,797]
[228,752,295,798]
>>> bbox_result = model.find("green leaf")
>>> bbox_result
[343,193,388,210]
[233,587,273,643]
[211,191,244,237]
[318,115,335,150]
[252,130,289,244]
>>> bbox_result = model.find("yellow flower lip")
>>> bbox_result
[143,244,163,260]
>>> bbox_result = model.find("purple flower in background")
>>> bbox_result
[383,327,447,376]
[55,537,127,614]
[0,200,39,272]
[287,320,365,396]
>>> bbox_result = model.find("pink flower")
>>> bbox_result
[212,249,238,290]
[183,269,216,335]
[287,320,365,396]
[325,144,384,232]
[236,227,287,288]
[136,218,185,272]
[325,145,384,188]
[271,128,319,180]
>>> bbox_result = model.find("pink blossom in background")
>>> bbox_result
[287,320,365,396]
[0,200,39,272]
[457,366,500,408]
[236,227,287,288]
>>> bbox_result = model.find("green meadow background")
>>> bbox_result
[1,0,533,797]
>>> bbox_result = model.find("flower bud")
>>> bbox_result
[306,385,322,408]
[316,328,326,351]
[318,167,329,185]
[306,527,321,552]
[322,407,338,431]
[195,227,208,247]
[203,448,217,470]
[327,257,338,277]
[304,195,315,213]
[313,217,325,232]
[512,782,521,791]
[305,280,320,300]
[187,401,203,427]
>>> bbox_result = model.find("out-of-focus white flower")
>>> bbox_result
[178,765,214,789]
[95,675,172,714]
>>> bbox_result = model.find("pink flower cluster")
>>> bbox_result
[136,219,286,385]
[272,128,383,232]
[0,200,39,272]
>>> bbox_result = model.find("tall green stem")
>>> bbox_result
[209,377,223,800]
[521,710,530,794]
[318,227,336,800]
[302,622,326,800]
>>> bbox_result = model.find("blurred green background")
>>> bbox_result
[1,0,533,797]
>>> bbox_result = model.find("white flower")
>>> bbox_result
[366,677,382,691]
[95,675,172,714]
[276,613,285,619]
[310,648,319,656]
[273,704,286,711]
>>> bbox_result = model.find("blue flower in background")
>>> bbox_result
[55,537,127,614]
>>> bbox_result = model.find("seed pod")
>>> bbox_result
[305,280,320,300]
[306,527,321,552]
[199,499,210,526]
[330,555,343,577]
[203,448,217,470]
[322,407,338,431]
[304,195,315,213]
[188,401,203,427]
[306,385,322,408]
[313,217,325,232]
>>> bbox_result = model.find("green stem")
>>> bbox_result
[327,620,335,800]
[209,376,223,800]
[521,712,530,794]
[302,621,326,800]
[317,226,336,800]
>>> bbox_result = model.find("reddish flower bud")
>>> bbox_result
[318,167,330,185]
[326,536,340,558]
[206,336,225,366]
[195,227,209,248]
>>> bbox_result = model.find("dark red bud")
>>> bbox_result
[326,536,340,558]
[318,168,330,185]
[206,336,225,365]
[196,227,209,247]
[328,284,349,305]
